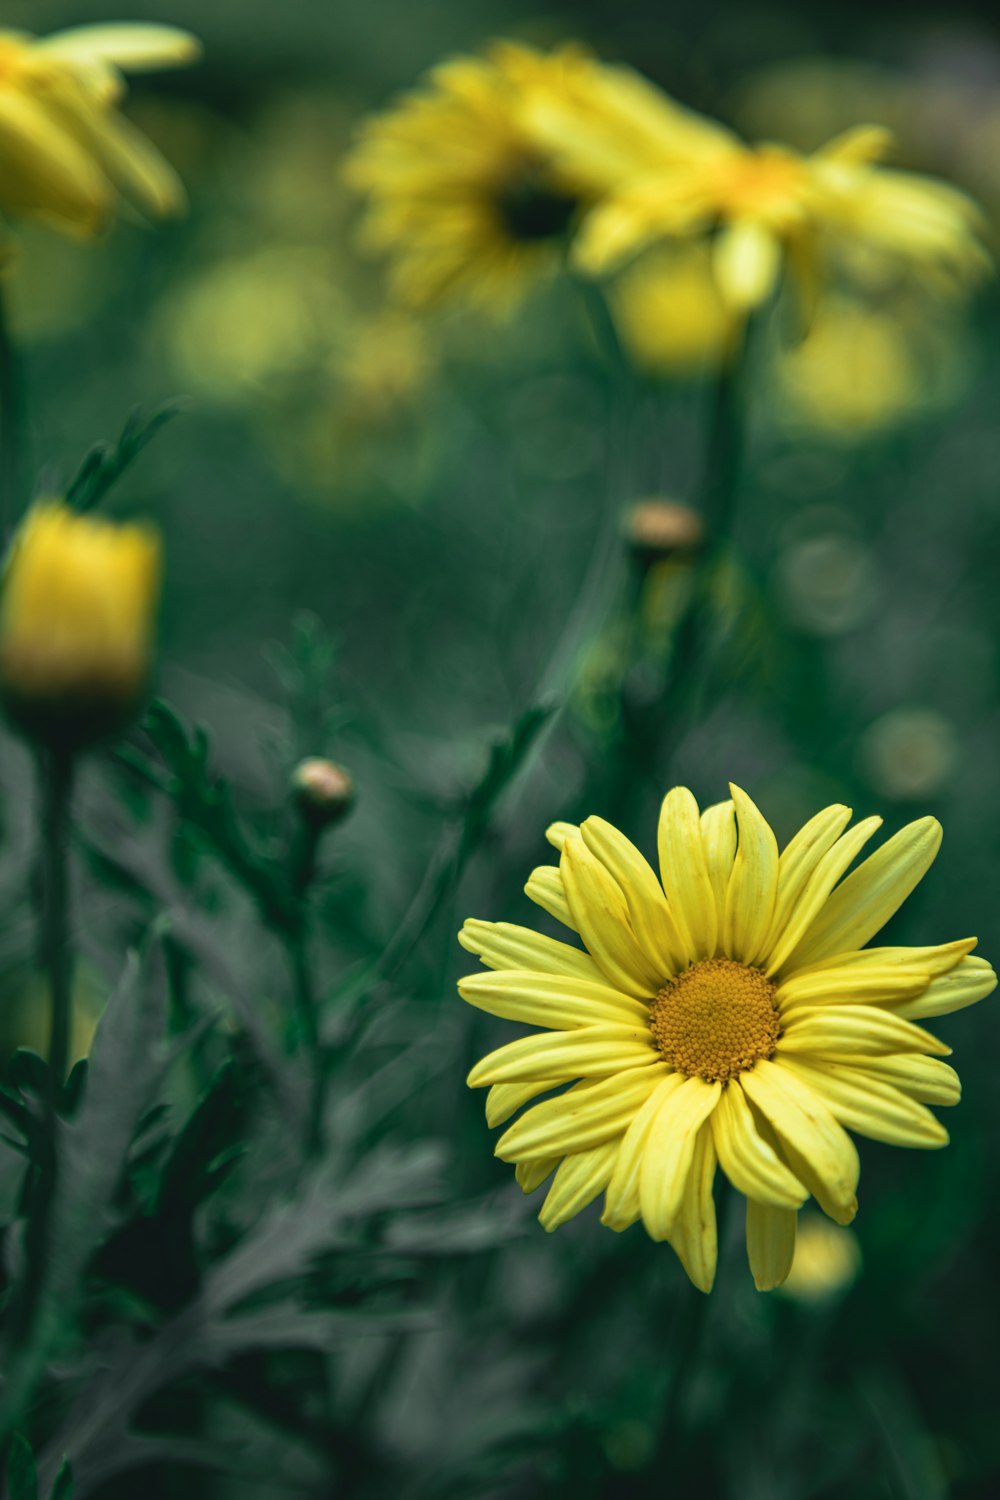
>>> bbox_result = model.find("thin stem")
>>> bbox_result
[287,818,324,1155]
[0,275,26,540]
[39,749,75,1099]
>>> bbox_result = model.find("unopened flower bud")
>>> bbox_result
[0,500,161,752]
[624,500,704,573]
[291,757,355,828]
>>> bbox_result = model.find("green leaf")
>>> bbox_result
[6,1434,38,1500]
[48,1462,72,1500]
[65,401,187,513]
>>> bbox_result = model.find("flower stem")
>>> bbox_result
[0,275,26,541]
[288,819,324,1155]
[38,749,75,1099]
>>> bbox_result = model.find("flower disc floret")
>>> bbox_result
[649,958,779,1082]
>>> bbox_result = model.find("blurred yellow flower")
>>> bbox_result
[526,59,989,313]
[611,244,739,374]
[0,500,161,749]
[0,22,200,237]
[777,1213,861,1302]
[459,785,995,1292]
[345,41,593,313]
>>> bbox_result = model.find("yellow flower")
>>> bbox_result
[611,244,739,375]
[777,1213,861,1303]
[525,60,989,312]
[0,500,161,749]
[0,23,200,237]
[459,785,995,1292]
[344,41,591,313]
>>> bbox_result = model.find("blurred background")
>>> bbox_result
[2,0,1000,1495]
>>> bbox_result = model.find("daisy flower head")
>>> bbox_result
[0,23,200,238]
[459,786,995,1293]
[523,61,989,315]
[344,41,601,315]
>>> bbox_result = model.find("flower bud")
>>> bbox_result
[624,499,704,573]
[291,757,355,828]
[0,500,161,751]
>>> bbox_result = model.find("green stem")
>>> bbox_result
[0,275,26,539]
[39,749,74,1098]
[288,819,324,1155]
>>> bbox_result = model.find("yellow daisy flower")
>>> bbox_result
[524,60,989,312]
[344,41,593,314]
[459,785,995,1292]
[0,23,200,237]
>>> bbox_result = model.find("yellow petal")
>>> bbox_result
[657,786,717,960]
[813,123,895,167]
[723,784,779,964]
[497,1065,669,1161]
[485,1078,563,1128]
[740,1059,859,1224]
[711,1080,807,1208]
[845,1054,960,1107]
[776,1056,948,1149]
[776,965,932,1013]
[639,1076,721,1240]
[581,815,687,975]
[561,837,661,997]
[764,804,852,961]
[539,1139,621,1231]
[776,1004,951,1058]
[700,800,736,946]
[467,1025,657,1087]
[782,816,942,970]
[0,87,110,232]
[545,820,579,851]
[39,23,202,72]
[746,1200,797,1290]
[524,865,575,929]
[458,919,603,982]
[787,939,976,984]
[893,956,997,1021]
[601,1074,684,1230]
[459,970,651,1029]
[712,219,782,310]
[668,1122,718,1292]
[516,1157,558,1193]
[766,816,882,976]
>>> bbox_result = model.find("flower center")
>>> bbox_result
[713,148,807,220]
[648,958,780,1083]
[494,162,579,243]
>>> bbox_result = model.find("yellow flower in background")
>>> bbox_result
[344,41,591,313]
[459,785,995,1292]
[611,243,739,375]
[0,501,161,749]
[525,57,989,313]
[0,23,200,237]
[777,1213,861,1303]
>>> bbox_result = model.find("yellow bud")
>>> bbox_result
[0,500,161,751]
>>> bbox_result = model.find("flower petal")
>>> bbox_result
[639,1076,721,1240]
[467,1025,657,1087]
[497,1064,669,1161]
[843,1054,960,1106]
[765,804,852,959]
[711,1079,808,1208]
[668,1122,718,1293]
[485,1078,563,1128]
[39,23,201,72]
[459,970,651,1028]
[601,1074,684,1230]
[700,799,736,947]
[581,815,687,975]
[782,817,942,970]
[893,956,997,1021]
[723,784,779,964]
[524,864,575,929]
[777,1057,948,1148]
[713,219,782,310]
[539,1140,621,1231]
[740,1059,859,1224]
[777,1005,951,1058]
[516,1157,559,1193]
[766,816,882,976]
[458,918,603,982]
[776,965,932,1013]
[746,1200,797,1290]
[561,837,661,997]
[657,786,717,959]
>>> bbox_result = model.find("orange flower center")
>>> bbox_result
[649,958,780,1083]
[711,147,808,220]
